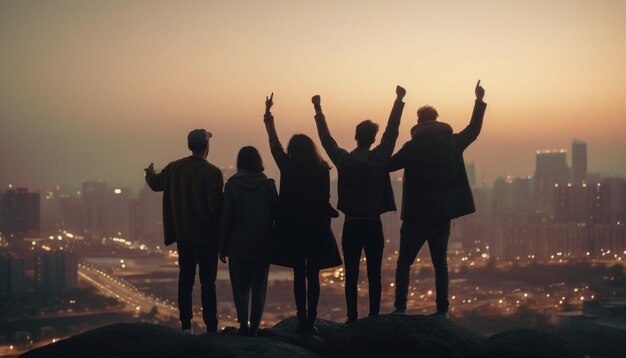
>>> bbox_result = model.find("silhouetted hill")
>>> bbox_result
[21,315,582,358]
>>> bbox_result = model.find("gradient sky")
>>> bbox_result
[1,0,625,193]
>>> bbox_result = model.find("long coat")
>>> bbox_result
[267,134,342,270]
[389,100,487,222]
[145,156,223,246]
[219,171,278,264]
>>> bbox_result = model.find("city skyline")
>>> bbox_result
[1,1,626,191]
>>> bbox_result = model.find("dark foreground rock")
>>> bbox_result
[483,329,582,358]
[20,315,583,358]
[325,314,487,358]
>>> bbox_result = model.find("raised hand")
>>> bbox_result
[144,162,155,175]
[396,85,406,99]
[311,95,321,107]
[265,92,274,114]
[475,80,485,101]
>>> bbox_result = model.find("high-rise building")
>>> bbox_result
[571,139,588,184]
[534,150,570,215]
[82,181,108,238]
[0,254,26,296]
[2,188,40,240]
[109,187,131,237]
[465,162,476,187]
[34,251,78,290]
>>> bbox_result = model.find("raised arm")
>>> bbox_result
[372,85,406,158]
[263,93,289,170]
[145,163,165,191]
[455,80,487,151]
[312,95,349,166]
[388,141,412,172]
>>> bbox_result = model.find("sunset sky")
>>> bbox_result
[1,0,625,192]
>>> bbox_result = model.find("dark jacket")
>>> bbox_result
[314,99,405,217]
[389,100,487,222]
[266,130,342,269]
[219,171,278,264]
[146,156,223,246]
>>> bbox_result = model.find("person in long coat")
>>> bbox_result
[262,93,342,334]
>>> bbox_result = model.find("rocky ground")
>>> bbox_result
[20,314,582,358]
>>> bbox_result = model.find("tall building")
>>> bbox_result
[34,251,78,290]
[465,162,476,187]
[82,181,108,238]
[109,187,130,237]
[0,254,26,296]
[2,188,40,240]
[534,150,569,215]
[132,184,163,245]
[571,139,588,184]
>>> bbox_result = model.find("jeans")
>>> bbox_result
[342,218,384,321]
[177,242,218,331]
[228,260,270,330]
[394,220,451,313]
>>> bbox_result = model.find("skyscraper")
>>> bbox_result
[82,181,108,238]
[572,139,588,184]
[34,251,78,290]
[2,188,40,240]
[534,150,570,215]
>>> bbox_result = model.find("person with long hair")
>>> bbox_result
[219,146,278,336]
[262,93,342,334]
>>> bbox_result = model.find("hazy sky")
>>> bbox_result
[1,0,625,193]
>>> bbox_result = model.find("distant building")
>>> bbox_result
[465,162,476,187]
[2,188,40,240]
[34,251,78,290]
[571,139,587,184]
[534,150,569,215]
[82,181,108,238]
[131,183,163,245]
[109,187,130,237]
[0,254,26,296]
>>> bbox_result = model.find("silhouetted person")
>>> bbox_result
[311,86,406,323]
[263,93,342,334]
[219,146,278,337]
[144,129,223,333]
[389,81,487,317]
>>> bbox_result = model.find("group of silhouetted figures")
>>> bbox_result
[145,81,487,336]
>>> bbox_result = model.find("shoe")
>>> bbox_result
[428,311,450,319]
[238,324,250,336]
[182,328,193,335]
[391,308,407,315]
[344,317,357,325]
[249,326,258,337]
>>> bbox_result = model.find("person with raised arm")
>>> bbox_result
[263,93,342,335]
[389,80,487,318]
[144,129,223,334]
[311,86,406,323]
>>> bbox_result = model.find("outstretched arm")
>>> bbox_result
[455,80,487,151]
[312,95,349,166]
[145,163,165,191]
[372,85,406,158]
[263,93,289,170]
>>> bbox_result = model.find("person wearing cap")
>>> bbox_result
[144,129,224,333]
[388,80,487,318]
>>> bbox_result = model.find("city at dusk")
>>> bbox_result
[1,1,625,358]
